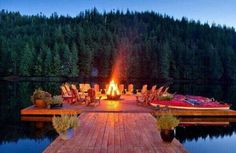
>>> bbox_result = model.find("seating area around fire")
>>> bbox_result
[61,83,101,106]
[25,80,231,112]
[60,82,172,107]
[22,82,234,119]
[58,82,231,110]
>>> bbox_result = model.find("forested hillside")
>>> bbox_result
[0,9,236,81]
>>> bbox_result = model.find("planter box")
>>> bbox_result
[34,99,47,108]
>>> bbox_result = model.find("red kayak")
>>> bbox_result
[150,94,231,110]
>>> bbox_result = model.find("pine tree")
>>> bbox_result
[19,43,33,76]
[208,45,223,80]
[224,46,236,80]
[78,39,92,78]
[52,43,61,76]
[70,43,79,77]
[33,50,43,76]
[61,44,72,76]
[159,42,171,80]
[43,46,53,76]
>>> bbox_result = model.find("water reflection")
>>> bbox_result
[176,123,236,143]
[0,81,60,153]
[0,121,55,143]
[175,123,236,153]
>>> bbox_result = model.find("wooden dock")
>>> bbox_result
[21,95,152,115]
[43,112,187,153]
[21,95,236,117]
[21,95,236,153]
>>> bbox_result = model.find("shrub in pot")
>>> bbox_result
[52,114,78,140]
[156,114,179,143]
[31,89,51,108]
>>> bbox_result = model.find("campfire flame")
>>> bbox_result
[106,80,120,97]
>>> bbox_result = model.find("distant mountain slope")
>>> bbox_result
[0,9,236,81]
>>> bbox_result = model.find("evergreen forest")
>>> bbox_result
[1,9,236,81]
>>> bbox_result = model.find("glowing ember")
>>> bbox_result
[106,80,121,100]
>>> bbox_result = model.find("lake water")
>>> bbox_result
[0,81,236,153]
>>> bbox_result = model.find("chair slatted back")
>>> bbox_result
[79,84,85,92]
[156,86,164,96]
[61,86,68,96]
[128,84,134,93]
[71,84,79,96]
[88,88,96,99]
[141,84,148,94]
[163,87,169,94]
[151,85,157,93]
[119,84,124,93]
[84,84,91,92]
[94,84,100,93]
[64,84,71,93]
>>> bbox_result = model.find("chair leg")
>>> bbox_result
[136,96,140,105]
[98,96,101,105]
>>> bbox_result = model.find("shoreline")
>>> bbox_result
[1,76,235,84]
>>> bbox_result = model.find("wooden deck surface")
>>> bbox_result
[43,113,187,153]
[21,95,154,115]
[21,95,236,117]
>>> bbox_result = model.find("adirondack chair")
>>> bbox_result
[151,85,157,93]
[141,84,148,94]
[79,83,91,93]
[79,83,85,92]
[136,84,148,105]
[119,84,125,94]
[163,87,169,94]
[126,84,134,95]
[156,86,164,96]
[94,84,100,93]
[86,88,101,106]
[94,84,102,97]
[137,84,158,105]
[60,84,76,104]
[105,84,109,94]
[71,84,86,104]
[84,83,91,92]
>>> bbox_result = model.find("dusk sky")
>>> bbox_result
[1,0,235,28]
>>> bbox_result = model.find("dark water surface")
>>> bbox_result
[0,81,236,153]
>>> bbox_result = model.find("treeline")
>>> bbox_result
[0,9,236,81]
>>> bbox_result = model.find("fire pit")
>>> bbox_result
[106,80,121,100]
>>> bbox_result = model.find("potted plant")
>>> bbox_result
[48,95,63,109]
[31,89,51,108]
[52,114,78,140]
[156,114,179,143]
